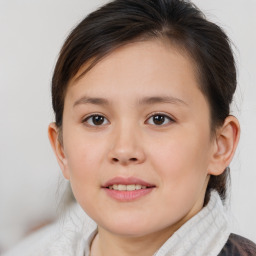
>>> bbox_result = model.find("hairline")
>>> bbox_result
[59,36,218,141]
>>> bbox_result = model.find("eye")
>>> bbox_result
[83,114,109,126]
[146,113,174,126]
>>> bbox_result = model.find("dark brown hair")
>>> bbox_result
[51,0,236,204]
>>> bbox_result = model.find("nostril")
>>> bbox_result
[112,157,137,163]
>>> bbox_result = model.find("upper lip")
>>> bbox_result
[102,176,155,188]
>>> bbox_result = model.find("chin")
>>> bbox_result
[107,224,154,238]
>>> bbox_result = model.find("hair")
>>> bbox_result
[51,0,236,205]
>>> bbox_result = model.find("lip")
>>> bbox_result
[102,176,156,202]
[102,176,155,188]
[103,187,154,201]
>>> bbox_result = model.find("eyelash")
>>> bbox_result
[145,112,175,126]
[82,113,109,127]
[82,113,175,127]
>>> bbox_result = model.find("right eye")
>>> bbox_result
[145,113,175,126]
[83,114,109,126]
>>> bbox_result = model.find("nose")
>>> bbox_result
[108,125,146,165]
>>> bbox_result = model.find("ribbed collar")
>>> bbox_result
[48,191,230,256]
[153,191,230,256]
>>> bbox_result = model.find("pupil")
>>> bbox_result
[93,115,104,125]
[153,115,165,125]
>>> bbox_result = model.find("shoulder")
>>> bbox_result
[218,233,256,256]
[2,203,97,256]
[2,222,59,256]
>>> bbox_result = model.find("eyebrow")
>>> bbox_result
[73,95,187,107]
[137,96,188,106]
[73,96,109,107]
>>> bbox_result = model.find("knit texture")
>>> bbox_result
[3,191,230,256]
[153,191,230,256]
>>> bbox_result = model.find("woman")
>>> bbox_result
[4,0,256,255]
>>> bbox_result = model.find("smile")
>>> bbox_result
[103,177,155,201]
[108,184,148,191]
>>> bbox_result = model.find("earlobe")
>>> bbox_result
[208,116,240,176]
[48,123,70,180]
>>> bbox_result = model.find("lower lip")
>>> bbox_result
[103,188,154,201]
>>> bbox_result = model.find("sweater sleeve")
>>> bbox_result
[218,233,256,256]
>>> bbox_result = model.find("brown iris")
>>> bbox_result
[92,115,105,125]
[152,115,166,125]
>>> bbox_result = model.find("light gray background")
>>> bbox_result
[0,0,255,252]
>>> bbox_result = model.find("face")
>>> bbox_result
[58,40,217,238]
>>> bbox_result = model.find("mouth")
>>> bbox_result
[102,177,156,201]
[102,176,155,189]
[106,184,154,191]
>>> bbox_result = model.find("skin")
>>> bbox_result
[48,40,240,256]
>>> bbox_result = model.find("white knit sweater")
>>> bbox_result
[3,191,230,256]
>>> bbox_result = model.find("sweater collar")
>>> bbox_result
[153,191,230,256]
[51,191,230,256]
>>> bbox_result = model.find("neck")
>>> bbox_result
[90,205,203,256]
[91,226,175,256]
[89,189,207,256]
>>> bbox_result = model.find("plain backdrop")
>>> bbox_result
[0,0,255,253]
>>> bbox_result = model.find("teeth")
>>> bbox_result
[118,184,127,191]
[136,185,142,190]
[108,184,148,191]
[127,185,135,191]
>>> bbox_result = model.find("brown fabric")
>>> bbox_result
[218,233,256,256]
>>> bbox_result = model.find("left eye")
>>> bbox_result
[146,114,173,126]
[83,115,109,126]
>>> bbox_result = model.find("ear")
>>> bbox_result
[48,123,70,180]
[208,116,240,176]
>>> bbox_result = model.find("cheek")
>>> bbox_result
[148,128,211,185]
[64,137,105,211]
[147,133,211,214]
[63,132,106,183]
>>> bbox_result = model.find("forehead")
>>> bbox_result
[67,40,201,101]
[71,39,199,85]
[63,39,211,133]
[65,41,205,112]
